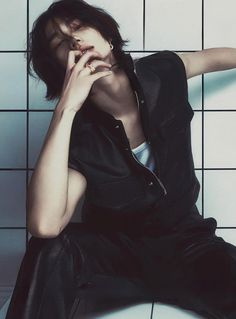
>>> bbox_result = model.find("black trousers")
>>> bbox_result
[5,212,236,319]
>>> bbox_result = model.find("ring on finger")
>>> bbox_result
[85,63,96,74]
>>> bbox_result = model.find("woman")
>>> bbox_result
[5,0,236,318]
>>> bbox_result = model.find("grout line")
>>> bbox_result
[0,49,203,54]
[1,226,236,230]
[0,227,27,230]
[2,109,236,112]
[202,0,205,219]
[143,0,145,51]
[3,167,236,171]
[25,0,30,247]
[3,109,236,112]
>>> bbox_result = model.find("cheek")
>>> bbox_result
[94,37,110,53]
[89,30,109,49]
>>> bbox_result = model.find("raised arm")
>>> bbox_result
[175,47,236,79]
[27,50,112,238]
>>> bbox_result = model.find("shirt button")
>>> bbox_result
[140,99,144,104]
[124,147,129,151]
[148,181,154,186]
[115,124,120,128]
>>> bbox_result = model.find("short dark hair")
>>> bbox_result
[28,0,130,101]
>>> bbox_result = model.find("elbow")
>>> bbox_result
[26,201,62,239]
[27,220,61,239]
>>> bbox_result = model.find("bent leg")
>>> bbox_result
[181,239,236,319]
[5,228,81,319]
[140,218,236,319]
[63,223,153,318]
[5,223,153,319]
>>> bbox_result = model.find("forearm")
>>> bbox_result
[26,103,77,237]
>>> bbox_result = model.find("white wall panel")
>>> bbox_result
[28,111,52,168]
[0,112,26,168]
[0,54,26,109]
[0,171,26,227]
[0,0,27,50]
[204,112,236,168]
[87,0,143,50]
[204,170,236,227]
[145,0,202,50]
[205,0,236,48]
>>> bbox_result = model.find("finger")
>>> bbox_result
[89,70,113,82]
[66,50,82,71]
[80,60,112,76]
[74,51,103,72]
[86,60,111,68]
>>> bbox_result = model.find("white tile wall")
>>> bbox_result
[153,302,203,318]
[29,0,56,31]
[204,170,236,227]
[0,54,26,109]
[0,171,26,227]
[28,111,53,168]
[87,0,144,50]
[145,0,202,51]
[0,0,27,51]
[191,111,202,169]
[188,75,202,110]
[204,0,236,48]
[204,68,236,110]
[195,170,203,214]
[0,230,26,287]
[0,112,26,168]
[204,112,236,168]
[29,72,57,110]
[92,303,152,319]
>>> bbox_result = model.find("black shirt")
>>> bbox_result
[68,50,211,234]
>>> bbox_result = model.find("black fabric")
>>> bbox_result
[68,50,201,232]
[5,220,236,319]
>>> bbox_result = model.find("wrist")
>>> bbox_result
[55,99,79,114]
[53,104,77,122]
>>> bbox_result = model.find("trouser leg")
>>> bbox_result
[181,239,236,319]
[139,218,236,319]
[5,229,81,319]
[63,223,153,318]
[5,223,153,319]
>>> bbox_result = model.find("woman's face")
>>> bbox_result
[45,17,114,68]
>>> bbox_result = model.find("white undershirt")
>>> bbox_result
[131,141,156,172]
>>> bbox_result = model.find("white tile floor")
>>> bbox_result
[0,291,203,319]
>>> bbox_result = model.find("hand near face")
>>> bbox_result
[58,50,113,113]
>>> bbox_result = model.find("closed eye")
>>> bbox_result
[55,37,73,50]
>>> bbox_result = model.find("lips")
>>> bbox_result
[79,45,94,55]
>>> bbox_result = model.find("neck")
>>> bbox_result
[89,67,136,119]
